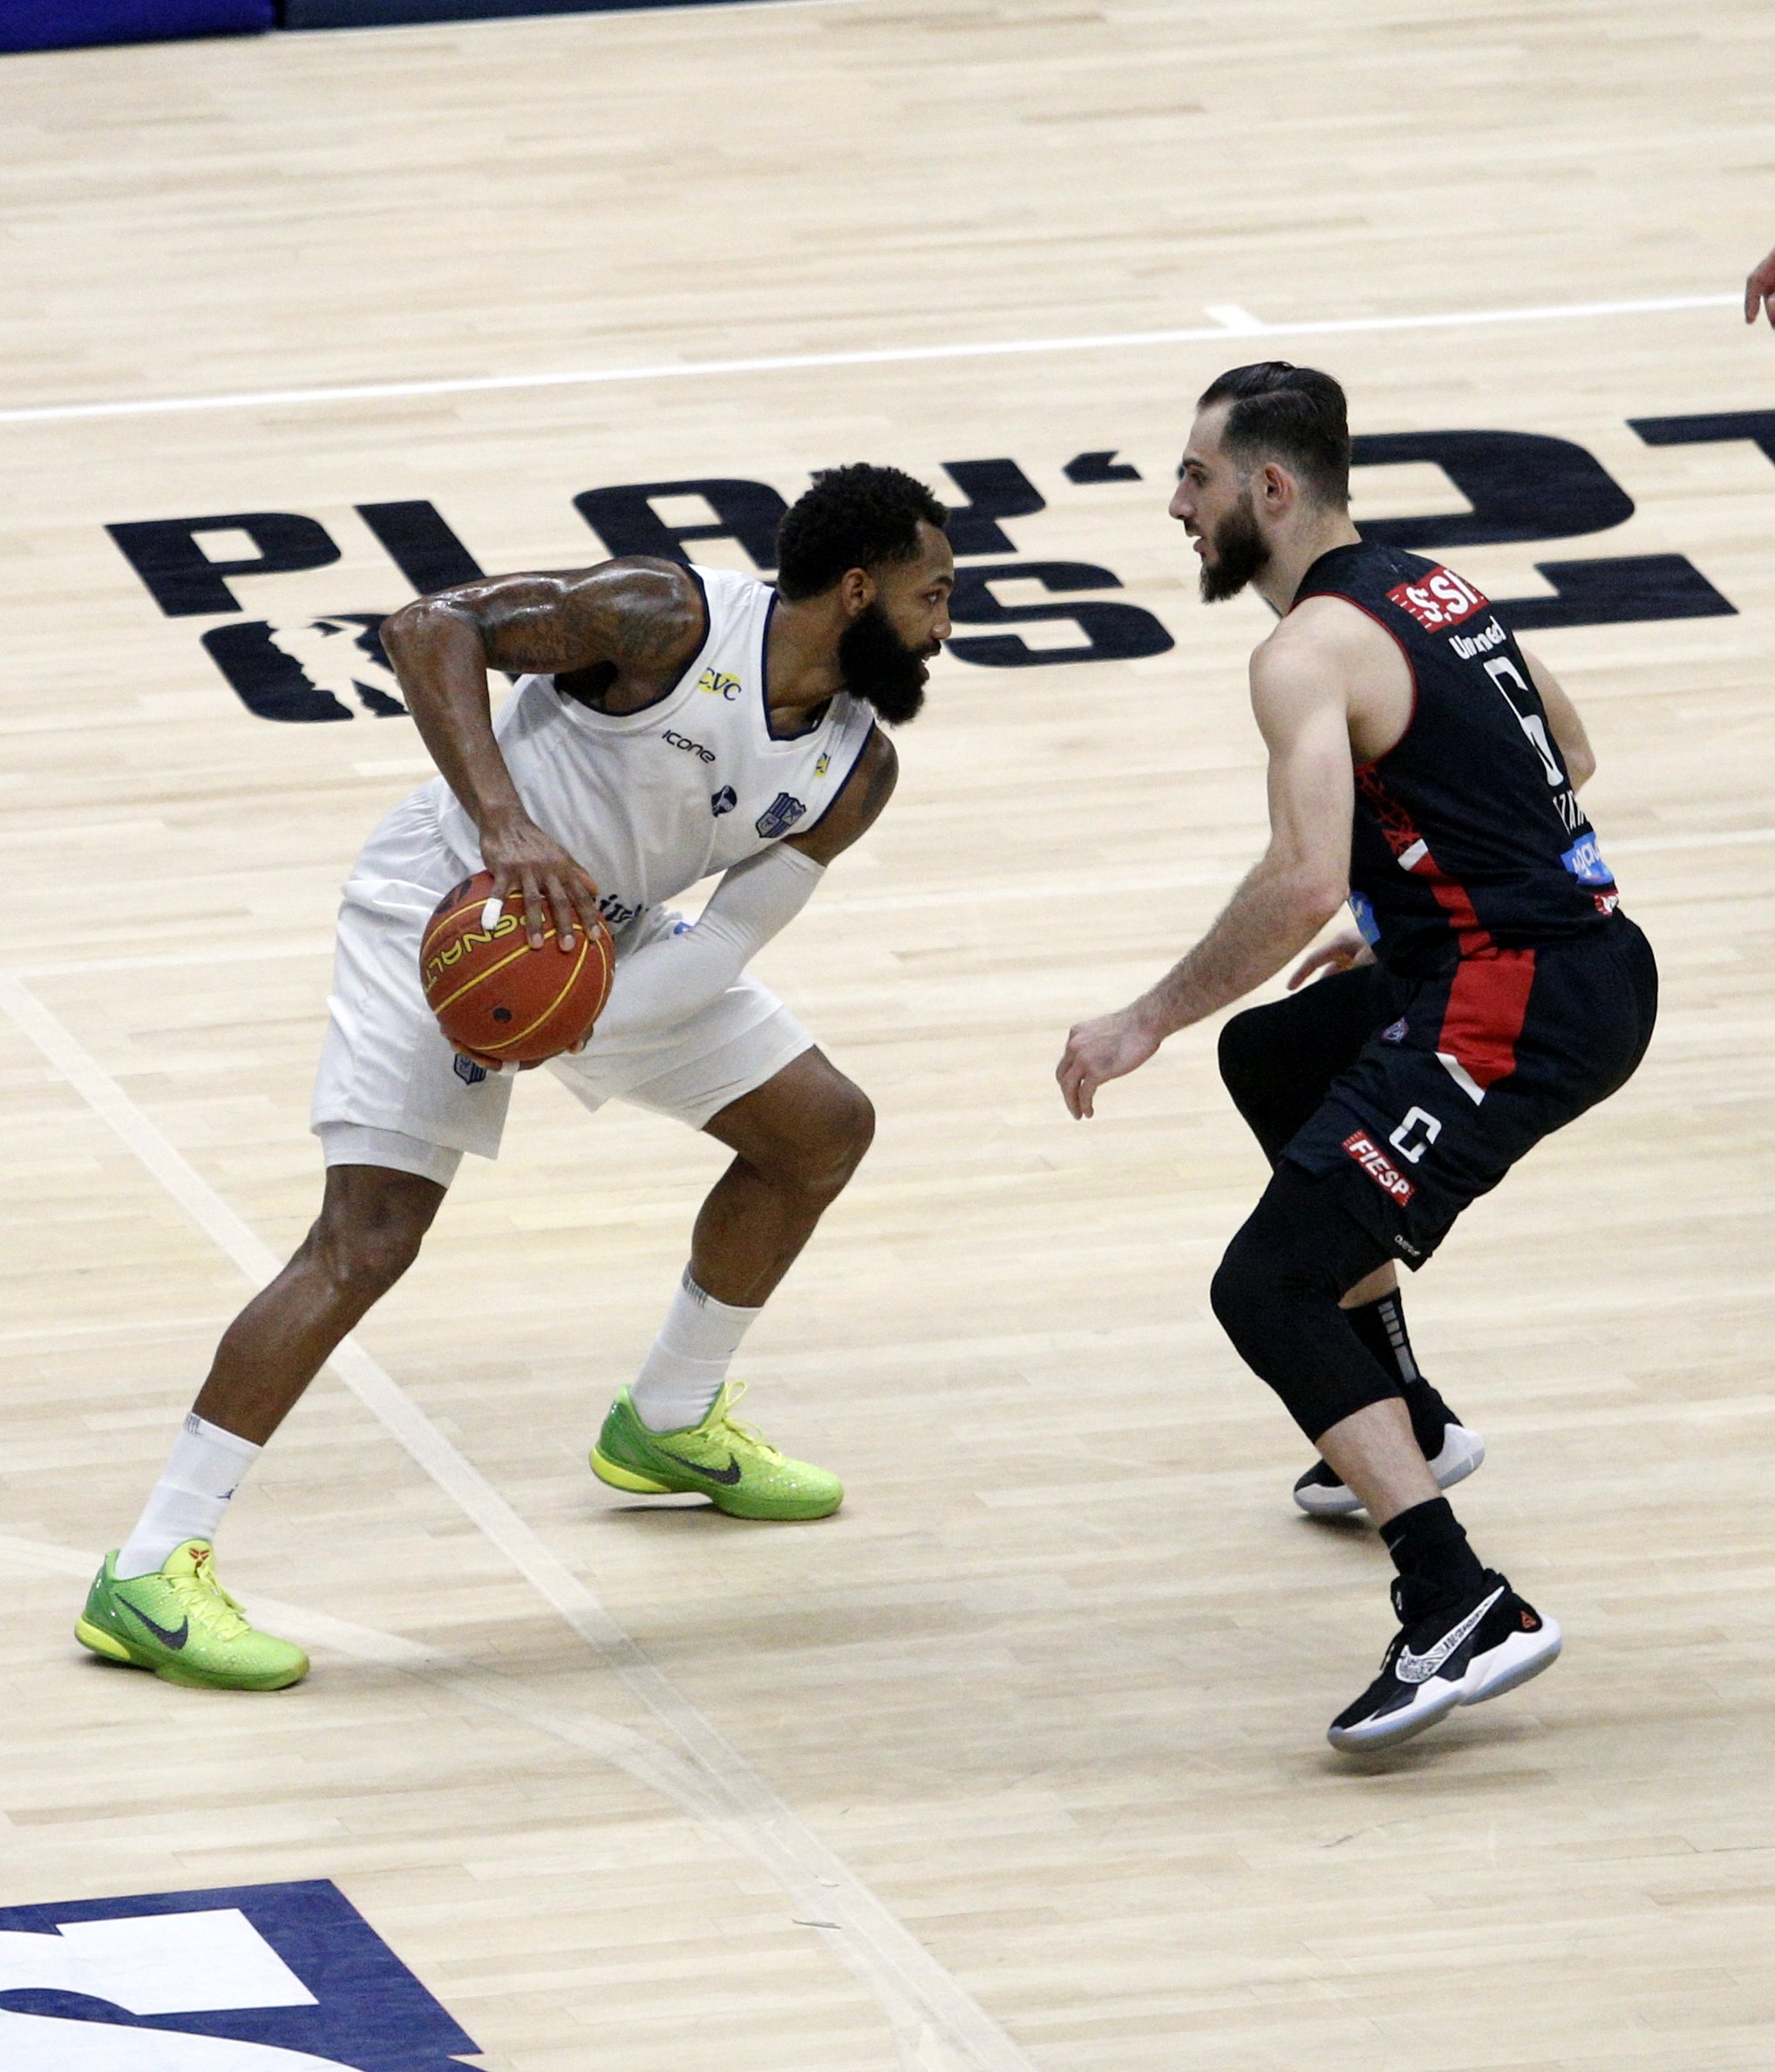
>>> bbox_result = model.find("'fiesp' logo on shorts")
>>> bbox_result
[1386,566,1488,632]
[1343,1131,1416,1201]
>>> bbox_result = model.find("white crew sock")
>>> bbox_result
[116,1412,263,1579]
[629,1269,761,1433]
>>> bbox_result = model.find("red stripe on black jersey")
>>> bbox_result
[1438,948,1537,1095]
[1357,766,1494,955]
[1356,765,1423,860]
[1419,859,1493,956]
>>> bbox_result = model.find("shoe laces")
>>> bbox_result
[167,1551,253,1641]
[712,1380,785,1464]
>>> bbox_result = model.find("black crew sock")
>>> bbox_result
[1343,1291,1459,1457]
[1380,1496,1486,1615]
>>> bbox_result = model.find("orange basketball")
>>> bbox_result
[420,872,615,1065]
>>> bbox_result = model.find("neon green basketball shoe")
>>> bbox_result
[591,1381,843,1521]
[76,1541,309,1691]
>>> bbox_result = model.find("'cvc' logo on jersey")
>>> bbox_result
[0,1879,479,2070]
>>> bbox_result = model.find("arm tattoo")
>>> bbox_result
[425,557,704,679]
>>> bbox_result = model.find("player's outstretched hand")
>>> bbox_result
[1287,930,1375,989]
[1746,246,1775,328]
[1057,1006,1161,1120]
[479,813,603,953]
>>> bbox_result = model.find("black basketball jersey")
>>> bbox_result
[1291,540,1619,975]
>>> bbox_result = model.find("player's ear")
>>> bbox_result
[837,567,875,617]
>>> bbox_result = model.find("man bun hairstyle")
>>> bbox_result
[1198,361,1351,507]
[775,462,949,601]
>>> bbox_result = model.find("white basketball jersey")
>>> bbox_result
[424,566,876,943]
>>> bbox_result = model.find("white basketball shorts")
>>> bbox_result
[310,792,814,1189]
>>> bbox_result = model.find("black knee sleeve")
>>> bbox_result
[1210,1163,1399,1442]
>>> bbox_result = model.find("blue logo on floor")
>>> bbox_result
[0,1879,479,2069]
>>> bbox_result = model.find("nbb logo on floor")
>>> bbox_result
[106,411,1770,723]
[0,1878,478,2068]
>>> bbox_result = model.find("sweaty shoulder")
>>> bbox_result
[425,554,706,683]
[549,556,706,671]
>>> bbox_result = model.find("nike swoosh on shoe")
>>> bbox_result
[119,1597,191,1650]
[657,1449,744,1486]
[1396,1586,1503,1684]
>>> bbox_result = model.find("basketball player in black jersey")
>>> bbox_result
[1056,363,1657,1753]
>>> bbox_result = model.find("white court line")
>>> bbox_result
[4,1529,952,2053]
[0,971,1037,2072]
[0,292,1738,428]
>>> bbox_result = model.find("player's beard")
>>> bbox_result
[1198,493,1271,602]
[838,601,935,725]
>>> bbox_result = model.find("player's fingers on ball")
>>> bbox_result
[546,879,578,952]
[520,869,547,948]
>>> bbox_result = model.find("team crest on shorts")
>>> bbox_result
[0,1878,478,2069]
[453,1054,487,1086]
[754,792,807,839]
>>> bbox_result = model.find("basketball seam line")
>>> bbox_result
[425,934,540,1018]
[502,933,591,1049]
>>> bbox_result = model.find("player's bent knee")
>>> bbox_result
[797,1081,875,1198]
[832,1080,876,1169]
[309,1174,439,1301]
[313,1217,426,1301]
[1207,1224,1277,1355]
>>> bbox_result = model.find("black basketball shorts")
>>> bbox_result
[1220,914,1657,1267]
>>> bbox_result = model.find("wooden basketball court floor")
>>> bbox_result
[3,2,1774,2065]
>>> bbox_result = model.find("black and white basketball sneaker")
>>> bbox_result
[1293,1382,1483,1517]
[1326,1571,1561,1754]
[1293,1418,1486,1516]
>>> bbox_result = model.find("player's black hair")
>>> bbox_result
[775,463,949,601]
[1197,361,1351,506]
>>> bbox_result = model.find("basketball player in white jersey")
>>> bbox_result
[77,465,954,1692]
